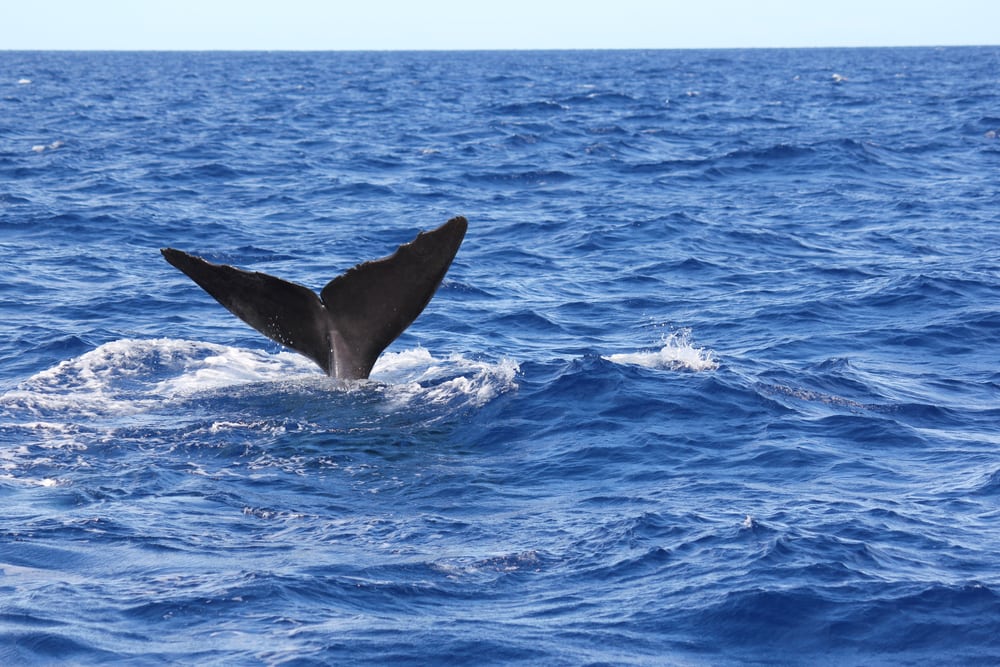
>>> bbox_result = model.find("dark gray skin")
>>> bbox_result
[161,216,467,379]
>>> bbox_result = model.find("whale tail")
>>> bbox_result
[161,216,467,379]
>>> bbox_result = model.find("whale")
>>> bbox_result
[161,216,467,380]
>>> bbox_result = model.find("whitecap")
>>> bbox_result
[433,550,542,579]
[373,348,520,410]
[604,329,718,372]
[150,343,315,398]
[0,338,313,421]
[30,141,63,153]
[0,339,517,426]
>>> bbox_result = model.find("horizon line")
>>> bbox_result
[2,43,997,54]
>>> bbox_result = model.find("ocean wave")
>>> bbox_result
[3,48,1000,665]
[0,339,518,429]
[604,329,718,372]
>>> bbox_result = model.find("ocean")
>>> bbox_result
[1,47,998,665]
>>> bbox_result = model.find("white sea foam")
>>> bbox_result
[0,339,517,428]
[0,338,308,419]
[604,329,718,372]
[433,550,542,579]
[151,345,315,398]
[373,347,520,410]
[30,140,63,153]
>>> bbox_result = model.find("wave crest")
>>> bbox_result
[1,339,519,426]
[604,329,718,372]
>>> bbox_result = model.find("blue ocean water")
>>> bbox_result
[1,47,999,664]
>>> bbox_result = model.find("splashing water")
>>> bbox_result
[604,329,718,372]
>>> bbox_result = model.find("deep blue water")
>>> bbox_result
[1,48,999,665]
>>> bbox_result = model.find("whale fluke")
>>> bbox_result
[161,216,467,379]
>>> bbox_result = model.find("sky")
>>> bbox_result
[2,0,998,51]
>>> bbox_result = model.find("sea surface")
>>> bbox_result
[1,48,999,665]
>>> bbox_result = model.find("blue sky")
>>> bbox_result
[3,1,998,50]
